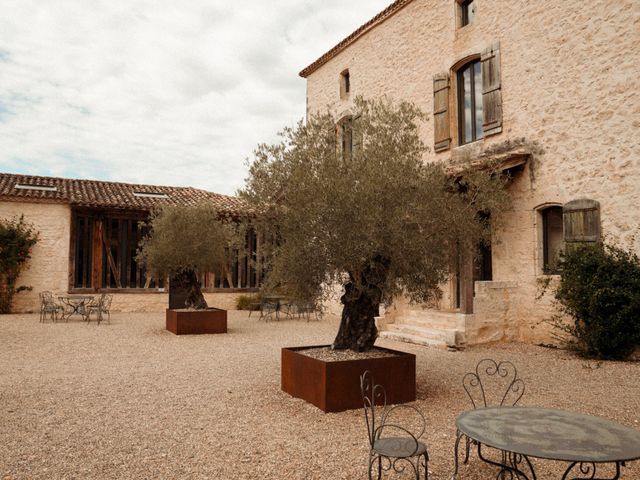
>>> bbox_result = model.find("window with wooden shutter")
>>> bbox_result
[433,73,451,152]
[480,43,502,136]
[563,199,601,252]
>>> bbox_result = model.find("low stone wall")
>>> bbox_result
[109,292,245,313]
[469,278,561,345]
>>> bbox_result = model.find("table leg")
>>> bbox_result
[561,461,621,480]
[477,443,534,480]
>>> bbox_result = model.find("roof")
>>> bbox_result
[299,0,415,78]
[0,173,251,215]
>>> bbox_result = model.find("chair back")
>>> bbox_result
[360,370,387,447]
[101,294,113,310]
[462,358,525,408]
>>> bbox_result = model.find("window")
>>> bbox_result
[433,44,502,152]
[460,0,475,27]
[541,206,563,274]
[340,69,350,99]
[338,116,353,161]
[457,59,483,144]
[72,210,263,291]
[536,200,600,275]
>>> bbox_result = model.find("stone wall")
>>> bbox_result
[305,0,640,343]
[0,201,71,313]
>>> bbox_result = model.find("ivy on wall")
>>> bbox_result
[0,215,39,313]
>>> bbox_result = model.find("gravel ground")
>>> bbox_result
[1,311,639,480]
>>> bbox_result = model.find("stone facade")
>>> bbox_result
[303,0,640,344]
[0,199,247,313]
[0,201,71,312]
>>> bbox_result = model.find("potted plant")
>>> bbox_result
[242,97,509,411]
[137,204,234,335]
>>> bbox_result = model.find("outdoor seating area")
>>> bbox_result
[254,296,322,322]
[38,291,112,325]
[1,310,638,479]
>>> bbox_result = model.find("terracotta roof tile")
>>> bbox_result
[0,173,251,215]
[299,0,415,78]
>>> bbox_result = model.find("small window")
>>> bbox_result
[460,0,475,27]
[338,116,353,161]
[457,59,483,145]
[541,206,564,274]
[15,183,57,192]
[133,191,169,199]
[340,69,350,99]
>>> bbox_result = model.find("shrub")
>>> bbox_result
[236,294,261,311]
[0,215,39,313]
[552,243,640,360]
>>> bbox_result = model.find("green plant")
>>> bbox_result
[137,205,238,310]
[241,96,509,351]
[551,243,640,360]
[0,215,39,313]
[236,294,261,310]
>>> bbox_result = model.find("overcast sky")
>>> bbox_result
[0,0,391,195]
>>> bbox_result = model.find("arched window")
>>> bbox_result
[457,59,483,144]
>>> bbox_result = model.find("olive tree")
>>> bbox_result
[137,204,236,309]
[242,97,509,351]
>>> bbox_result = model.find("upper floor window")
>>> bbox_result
[432,43,501,152]
[340,69,350,99]
[460,0,476,27]
[457,59,483,144]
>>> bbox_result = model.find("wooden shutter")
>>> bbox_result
[481,42,502,136]
[563,199,601,252]
[433,73,451,152]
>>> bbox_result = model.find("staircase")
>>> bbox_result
[378,309,470,348]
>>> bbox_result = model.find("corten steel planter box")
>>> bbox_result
[165,308,227,335]
[281,345,416,413]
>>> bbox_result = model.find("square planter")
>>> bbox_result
[166,308,227,335]
[281,345,416,412]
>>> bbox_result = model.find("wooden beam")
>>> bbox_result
[91,220,104,291]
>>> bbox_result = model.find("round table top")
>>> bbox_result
[457,407,640,463]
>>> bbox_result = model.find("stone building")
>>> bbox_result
[300,0,640,346]
[0,173,259,313]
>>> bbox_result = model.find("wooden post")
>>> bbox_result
[91,220,104,291]
[460,248,474,314]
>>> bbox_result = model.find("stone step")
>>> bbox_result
[380,323,464,348]
[397,309,469,330]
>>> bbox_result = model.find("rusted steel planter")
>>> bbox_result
[166,308,227,335]
[281,345,416,413]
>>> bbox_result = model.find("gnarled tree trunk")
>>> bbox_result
[169,270,208,310]
[332,256,390,352]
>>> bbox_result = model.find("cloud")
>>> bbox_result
[0,0,391,195]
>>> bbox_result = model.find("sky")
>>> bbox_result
[0,0,391,195]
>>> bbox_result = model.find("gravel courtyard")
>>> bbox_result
[1,311,639,480]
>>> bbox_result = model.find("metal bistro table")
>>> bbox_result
[58,295,95,322]
[453,406,640,479]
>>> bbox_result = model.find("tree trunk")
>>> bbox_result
[169,270,208,310]
[332,257,390,352]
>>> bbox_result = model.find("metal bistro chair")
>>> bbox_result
[258,299,279,322]
[87,294,113,325]
[455,359,526,473]
[39,291,62,322]
[361,370,429,480]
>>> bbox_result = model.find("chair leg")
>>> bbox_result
[423,452,429,480]
[464,436,471,463]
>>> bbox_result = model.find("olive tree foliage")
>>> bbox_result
[241,97,509,350]
[137,204,241,309]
